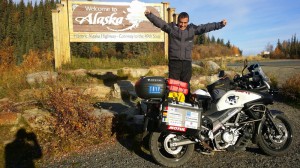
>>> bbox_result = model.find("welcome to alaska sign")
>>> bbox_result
[69,0,164,42]
[52,0,172,68]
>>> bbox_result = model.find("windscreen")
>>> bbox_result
[252,64,269,82]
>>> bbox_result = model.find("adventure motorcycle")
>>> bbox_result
[134,60,294,167]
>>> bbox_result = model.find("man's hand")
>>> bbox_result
[145,9,151,15]
[221,19,227,26]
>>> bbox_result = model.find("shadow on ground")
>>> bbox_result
[5,128,42,168]
[93,98,156,165]
[245,147,265,155]
[87,71,129,88]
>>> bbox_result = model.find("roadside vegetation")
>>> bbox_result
[281,74,300,107]
[1,45,299,160]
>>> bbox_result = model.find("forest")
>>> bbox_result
[269,34,300,59]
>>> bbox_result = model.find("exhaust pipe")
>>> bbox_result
[170,139,197,147]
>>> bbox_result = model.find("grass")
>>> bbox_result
[281,73,300,107]
[0,51,169,159]
[62,54,168,70]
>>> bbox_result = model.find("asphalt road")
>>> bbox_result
[227,59,300,86]
[227,59,300,68]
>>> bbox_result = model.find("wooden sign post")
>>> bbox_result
[51,1,71,68]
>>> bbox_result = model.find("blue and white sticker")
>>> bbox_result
[185,111,198,122]
[149,85,161,94]
[185,112,199,129]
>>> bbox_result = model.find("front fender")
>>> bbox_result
[253,110,284,143]
[268,110,284,118]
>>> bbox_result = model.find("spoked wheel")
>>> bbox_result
[257,114,294,156]
[149,132,194,167]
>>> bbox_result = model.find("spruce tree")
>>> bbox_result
[197,34,206,45]
[216,38,221,44]
[211,35,216,43]
[220,39,224,46]
[5,0,14,39]
[0,0,8,41]
[18,0,25,26]
[226,40,231,48]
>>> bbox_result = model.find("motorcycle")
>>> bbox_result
[134,60,294,167]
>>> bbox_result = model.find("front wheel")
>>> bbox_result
[149,132,194,167]
[257,114,294,156]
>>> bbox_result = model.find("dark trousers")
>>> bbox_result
[168,60,192,102]
[168,60,192,83]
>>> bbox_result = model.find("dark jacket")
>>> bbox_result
[145,13,225,61]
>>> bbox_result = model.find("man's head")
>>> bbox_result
[177,12,189,30]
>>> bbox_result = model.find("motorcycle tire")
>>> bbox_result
[149,132,194,167]
[257,114,294,156]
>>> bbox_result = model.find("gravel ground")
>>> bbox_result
[38,61,300,167]
[39,100,300,168]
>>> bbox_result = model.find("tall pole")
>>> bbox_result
[168,8,175,23]
[162,2,169,59]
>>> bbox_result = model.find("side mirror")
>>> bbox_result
[242,59,248,75]
[243,59,248,69]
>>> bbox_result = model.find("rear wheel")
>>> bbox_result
[257,114,294,155]
[149,132,194,167]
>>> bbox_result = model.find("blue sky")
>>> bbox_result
[14,0,300,56]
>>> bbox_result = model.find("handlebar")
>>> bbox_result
[232,72,270,91]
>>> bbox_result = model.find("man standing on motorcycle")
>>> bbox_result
[145,10,227,100]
